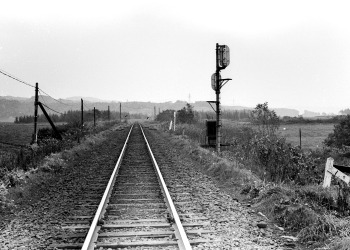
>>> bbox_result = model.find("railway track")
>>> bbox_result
[51,124,213,250]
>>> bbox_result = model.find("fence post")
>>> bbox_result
[323,157,334,188]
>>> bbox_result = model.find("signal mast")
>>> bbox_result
[211,43,231,153]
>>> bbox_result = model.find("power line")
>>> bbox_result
[40,102,64,115]
[83,102,94,110]
[38,87,76,107]
[0,68,35,88]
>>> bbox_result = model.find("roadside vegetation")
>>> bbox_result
[0,119,122,212]
[155,102,350,249]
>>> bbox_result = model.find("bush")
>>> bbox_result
[325,115,350,148]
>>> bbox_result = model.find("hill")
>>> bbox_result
[0,96,301,122]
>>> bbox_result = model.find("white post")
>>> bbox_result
[169,121,173,130]
[173,111,176,131]
[323,157,334,188]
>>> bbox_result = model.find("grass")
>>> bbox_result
[154,120,350,247]
[179,120,335,150]
[279,123,335,150]
[0,122,58,146]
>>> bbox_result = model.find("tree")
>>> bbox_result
[156,109,175,122]
[177,103,196,124]
[340,109,350,115]
[325,115,350,148]
[250,102,280,136]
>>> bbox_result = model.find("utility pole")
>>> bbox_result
[32,82,39,144]
[120,103,121,122]
[154,106,156,119]
[108,106,110,121]
[81,98,84,129]
[94,107,96,127]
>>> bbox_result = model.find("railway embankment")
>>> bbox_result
[0,123,130,249]
[2,121,347,249]
[145,122,350,250]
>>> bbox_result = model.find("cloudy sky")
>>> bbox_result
[1,0,349,114]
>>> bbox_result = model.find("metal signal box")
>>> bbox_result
[206,120,216,145]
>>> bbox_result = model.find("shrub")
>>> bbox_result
[325,115,350,148]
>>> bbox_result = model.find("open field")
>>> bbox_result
[221,120,335,150]
[0,123,53,147]
[279,123,335,150]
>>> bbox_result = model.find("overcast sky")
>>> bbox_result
[1,0,350,114]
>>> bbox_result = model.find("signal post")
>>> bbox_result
[212,43,231,153]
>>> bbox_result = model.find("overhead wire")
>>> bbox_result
[40,102,64,115]
[38,87,76,107]
[0,68,77,108]
[0,68,35,88]
[38,90,64,115]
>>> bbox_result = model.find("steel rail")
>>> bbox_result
[82,124,134,250]
[140,125,192,250]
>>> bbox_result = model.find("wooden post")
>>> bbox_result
[81,98,83,129]
[94,107,96,127]
[299,128,302,149]
[119,103,121,121]
[37,102,62,140]
[32,82,39,144]
[108,106,110,121]
[323,158,333,188]
[173,111,176,131]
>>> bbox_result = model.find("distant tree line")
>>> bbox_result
[281,115,344,124]
[156,103,252,124]
[198,109,251,121]
[14,109,129,124]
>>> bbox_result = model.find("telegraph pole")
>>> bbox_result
[119,103,122,121]
[94,107,96,127]
[81,98,84,129]
[32,82,39,144]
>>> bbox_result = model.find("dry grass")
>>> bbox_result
[330,237,350,250]
[0,123,58,146]
[0,122,127,213]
